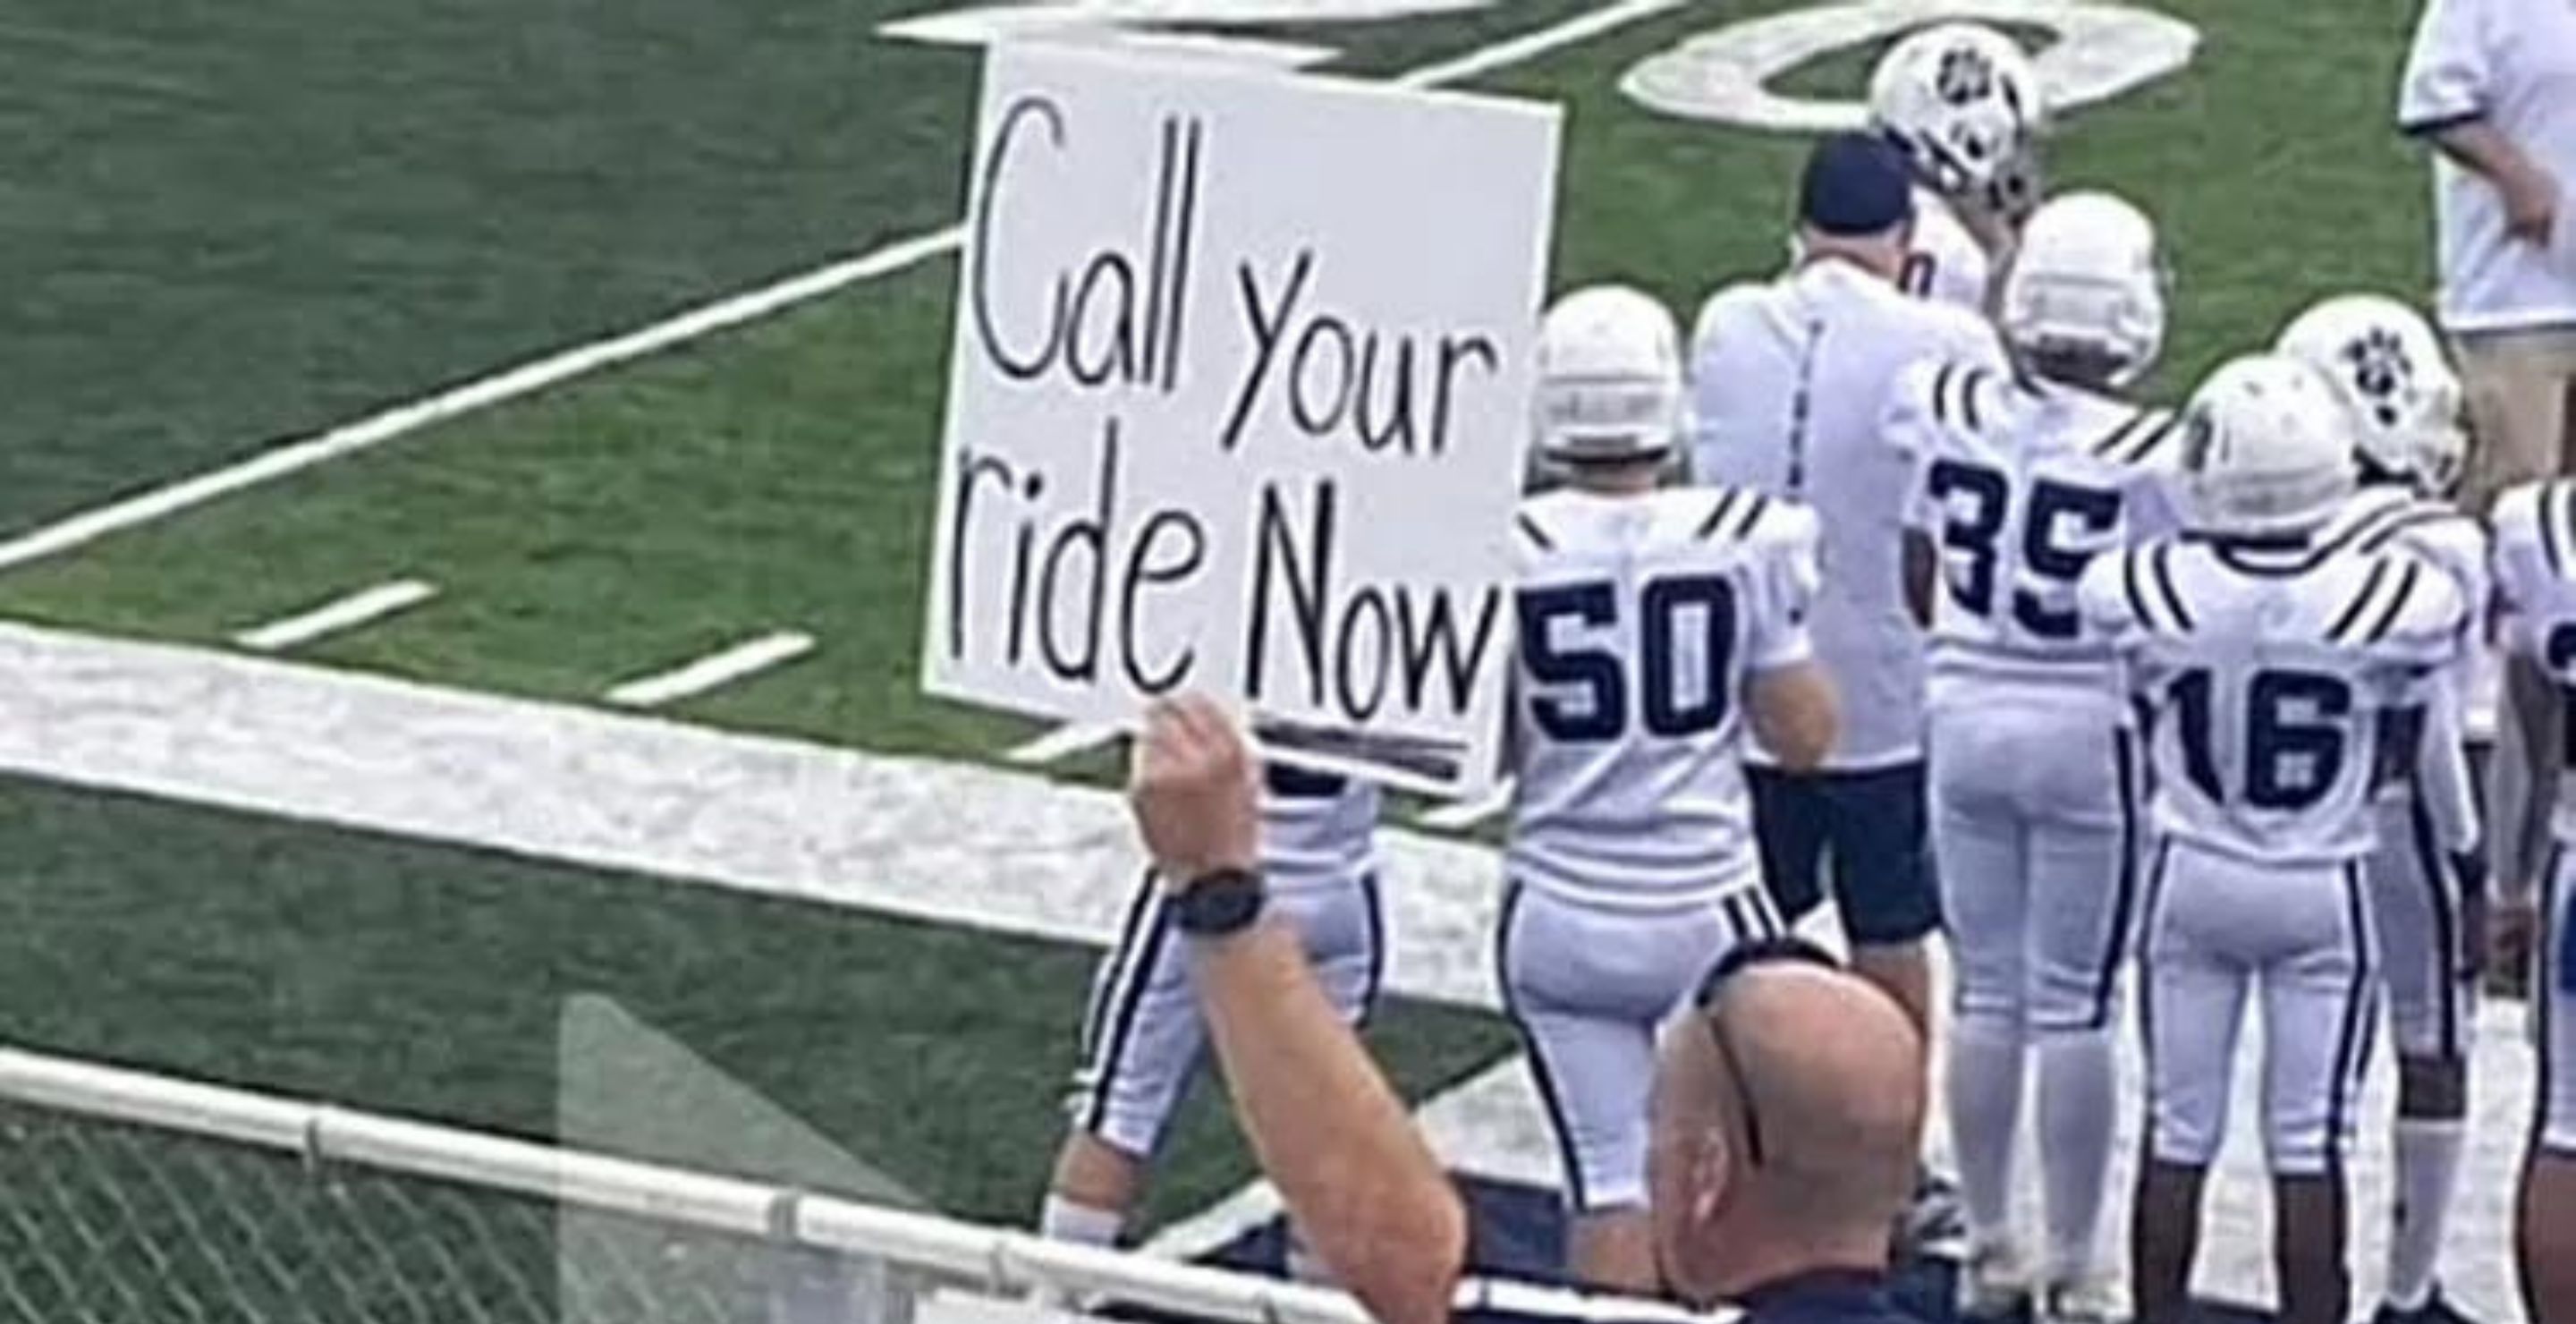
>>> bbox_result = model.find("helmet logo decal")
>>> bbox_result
[2341,328,2411,429]
[1936,45,1996,106]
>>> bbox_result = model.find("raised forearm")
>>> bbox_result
[1191,921,1467,1324]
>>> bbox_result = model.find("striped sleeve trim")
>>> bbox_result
[2326,557,2394,644]
[1694,488,1744,541]
[1930,363,1962,428]
[2546,481,2576,578]
[2363,558,2427,645]
[1731,493,1773,540]
[2122,552,2157,631]
[2090,410,2152,459]
[2114,411,2179,465]
[1959,369,1990,433]
[2148,545,2195,632]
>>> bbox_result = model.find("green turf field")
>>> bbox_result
[0,0,2464,1288]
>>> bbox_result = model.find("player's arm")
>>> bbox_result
[1746,505,1839,769]
[2428,122,2560,243]
[1885,362,1946,630]
[1902,531,1938,629]
[1130,698,1465,1324]
[2400,0,2557,242]
[2492,485,2559,910]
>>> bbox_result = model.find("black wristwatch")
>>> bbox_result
[1173,868,1267,938]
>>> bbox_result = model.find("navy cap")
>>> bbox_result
[1799,132,1916,237]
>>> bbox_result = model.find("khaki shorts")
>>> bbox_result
[2456,325,2576,514]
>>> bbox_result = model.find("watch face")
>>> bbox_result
[1181,872,1264,935]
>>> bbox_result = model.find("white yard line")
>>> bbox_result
[0,226,962,576]
[1392,0,1688,89]
[0,2,1683,580]
[0,621,1501,1007]
[1005,722,1123,766]
[604,630,818,709]
[232,578,439,653]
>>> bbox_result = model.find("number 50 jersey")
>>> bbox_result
[1508,486,1821,909]
[2078,536,2467,866]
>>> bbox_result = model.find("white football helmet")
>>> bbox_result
[2275,294,2468,496]
[1533,284,1682,465]
[2000,191,2166,389]
[2178,353,2359,536]
[1868,23,2046,218]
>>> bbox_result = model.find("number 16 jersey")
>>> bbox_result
[2077,534,2466,867]
[1508,487,1822,910]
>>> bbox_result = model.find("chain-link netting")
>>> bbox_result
[0,1102,896,1324]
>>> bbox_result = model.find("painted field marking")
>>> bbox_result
[604,630,818,709]
[0,618,2536,1319]
[0,0,1687,581]
[232,578,439,653]
[0,226,962,577]
[1006,722,1123,766]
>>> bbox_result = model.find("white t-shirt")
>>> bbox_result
[1688,259,2007,768]
[2399,0,2576,332]
[1507,486,1818,909]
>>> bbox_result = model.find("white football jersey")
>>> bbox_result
[2080,535,2466,866]
[2492,480,2576,843]
[1904,188,1996,312]
[2317,485,2490,848]
[1508,486,1820,909]
[1688,259,2006,769]
[1891,362,2181,712]
[1258,765,1381,891]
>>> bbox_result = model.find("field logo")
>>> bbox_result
[1623,0,2199,132]
[923,45,1557,794]
[882,0,1492,69]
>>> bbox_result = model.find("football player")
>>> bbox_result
[1506,284,1839,1291]
[1867,22,2048,312]
[2082,355,2468,1324]
[2277,295,2487,1324]
[1038,768,1385,1267]
[1890,191,2175,1324]
[2490,476,2576,1324]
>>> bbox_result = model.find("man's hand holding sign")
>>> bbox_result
[924,43,1558,794]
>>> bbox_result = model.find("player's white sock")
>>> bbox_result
[2385,1116,2466,1311]
[1038,1195,1124,1247]
[2035,1026,2117,1283]
[1947,1016,2025,1247]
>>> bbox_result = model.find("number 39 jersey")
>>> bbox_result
[2079,536,2468,867]
[2492,480,2576,844]
[1508,486,1822,909]
[1891,362,2182,714]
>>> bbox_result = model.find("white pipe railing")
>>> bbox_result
[0,1045,1726,1324]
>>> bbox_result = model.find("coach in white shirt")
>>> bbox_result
[1689,133,2005,1036]
[2401,0,2576,506]
[2402,0,2576,975]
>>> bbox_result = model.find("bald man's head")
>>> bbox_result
[1647,958,1926,1303]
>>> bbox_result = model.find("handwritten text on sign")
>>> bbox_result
[923,45,1557,793]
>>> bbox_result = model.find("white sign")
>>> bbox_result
[1621,0,2199,132]
[923,44,1558,794]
